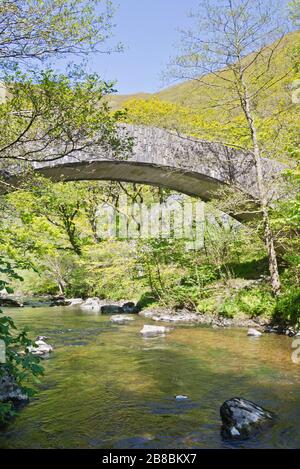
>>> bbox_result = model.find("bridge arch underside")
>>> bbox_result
[34,160,257,223]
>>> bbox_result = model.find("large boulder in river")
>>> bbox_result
[0,297,23,307]
[80,297,103,313]
[140,325,170,338]
[122,302,139,314]
[67,298,84,307]
[27,337,53,358]
[220,397,274,440]
[49,297,84,307]
[101,304,124,315]
[49,296,71,307]
[0,373,28,403]
[247,328,262,337]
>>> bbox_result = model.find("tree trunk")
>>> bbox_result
[239,74,281,296]
[90,216,101,244]
[57,280,65,295]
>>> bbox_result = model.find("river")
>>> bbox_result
[0,305,300,449]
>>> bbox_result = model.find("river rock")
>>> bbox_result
[139,310,200,323]
[0,297,23,307]
[80,297,102,313]
[0,373,28,403]
[49,297,84,307]
[175,395,188,401]
[27,338,53,357]
[110,315,135,324]
[36,335,49,341]
[141,311,157,319]
[101,305,124,315]
[122,302,138,314]
[264,326,278,334]
[138,309,269,328]
[49,297,71,307]
[67,298,84,306]
[264,325,298,336]
[140,325,169,337]
[247,328,262,337]
[220,397,274,440]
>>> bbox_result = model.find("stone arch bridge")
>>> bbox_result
[1,124,285,221]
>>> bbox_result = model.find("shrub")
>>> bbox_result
[165,285,200,310]
[273,288,300,327]
[218,298,241,318]
[197,297,217,314]
[218,287,275,318]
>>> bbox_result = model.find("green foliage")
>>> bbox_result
[0,258,23,292]
[0,401,13,423]
[165,264,220,310]
[0,67,128,165]
[0,1,129,191]
[272,170,300,289]
[65,241,144,300]
[136,291,158,310]
[0,257,43,423]
[289,0,300,23]
[0,0,118,65]
[161,285,201,310]
[181,264,219,287]
[218,287,276,319]
[116,28,300,305]
[0,8,299,327]
[196,297,218,314]
[273,288,300,326]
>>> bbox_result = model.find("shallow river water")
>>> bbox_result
[0,306,300,449]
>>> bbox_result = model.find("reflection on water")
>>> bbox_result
[0,306,300,449]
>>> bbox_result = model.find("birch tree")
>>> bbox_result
[169,0,298,296]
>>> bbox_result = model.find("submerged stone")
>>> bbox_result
[175,395,188,401]
[140,325,169,337]
[110,315,134,324]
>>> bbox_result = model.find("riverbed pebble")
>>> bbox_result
[110,315,135,324]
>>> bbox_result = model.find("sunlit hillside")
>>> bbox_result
[110,30,300,113]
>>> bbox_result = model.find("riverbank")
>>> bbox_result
[140,308,268,328]
[139,308,300,336]
[61,296,300,336]
[2,293,297,336]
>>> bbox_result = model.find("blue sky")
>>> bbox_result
[82,0,291,95]
[88,0,200,95]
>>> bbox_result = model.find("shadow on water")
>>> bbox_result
[0,306,300,449]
